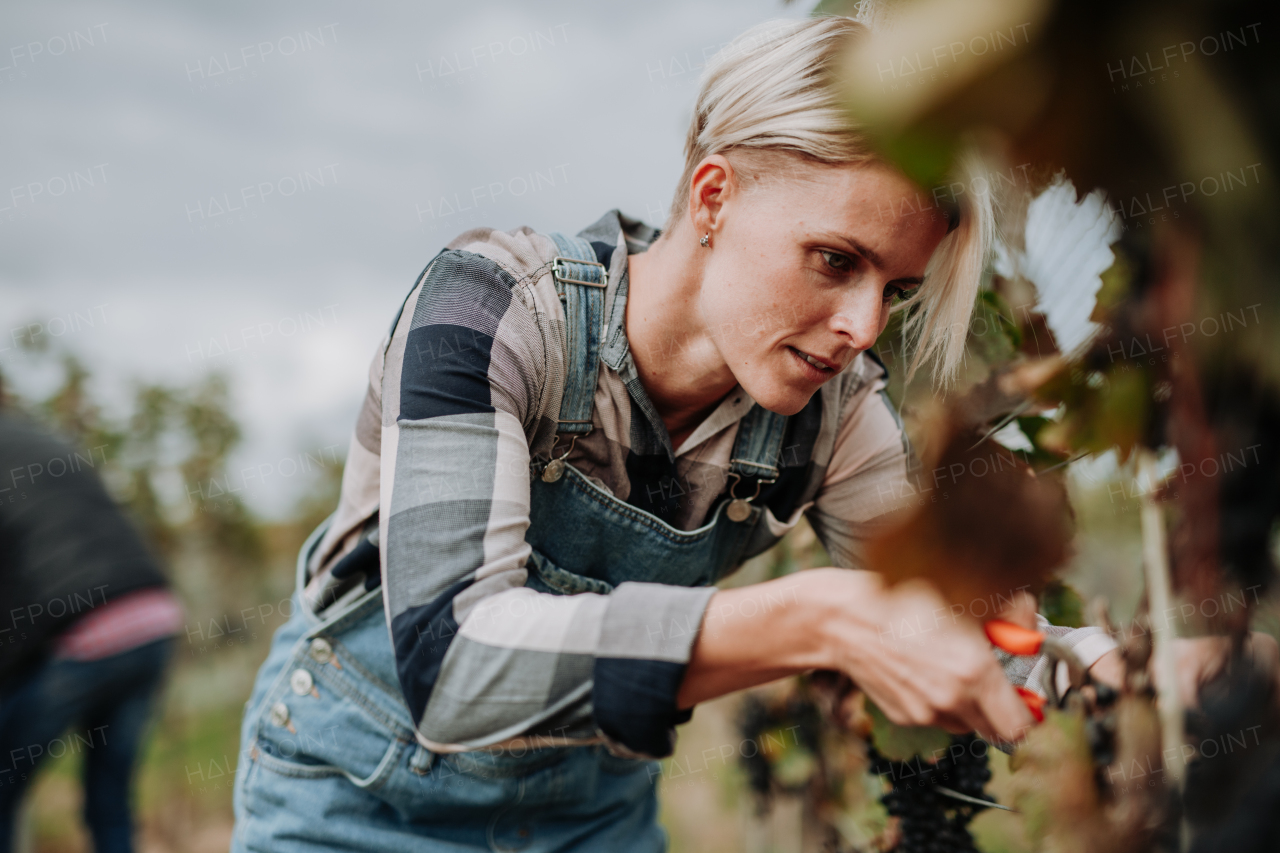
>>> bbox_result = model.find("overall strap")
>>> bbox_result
[717,401,790,521]
[548,233,608,436]
[729,405,790,484]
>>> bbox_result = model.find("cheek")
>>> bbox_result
[705,258,786,324]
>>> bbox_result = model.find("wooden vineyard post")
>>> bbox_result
[1137,448,1184,788]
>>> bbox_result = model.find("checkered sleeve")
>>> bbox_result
[380,246,714,759]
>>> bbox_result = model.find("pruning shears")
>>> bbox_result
[983,619,1088,723]
[917,618,1085,817]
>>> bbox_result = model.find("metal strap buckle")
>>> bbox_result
[726,471,778,503]
[724,471,778,522]
[552,256,608,288]
[554,420,594,441]
[541,432,587,483]
[728,457,780,481]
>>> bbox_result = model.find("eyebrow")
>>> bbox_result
[815,231,926,286]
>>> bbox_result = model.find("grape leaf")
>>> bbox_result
[865,698,951,762]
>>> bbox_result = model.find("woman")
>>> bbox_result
[231,16,1118,851]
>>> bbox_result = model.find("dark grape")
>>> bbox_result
[867,733,993,852]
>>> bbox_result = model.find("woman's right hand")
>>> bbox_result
[805,568,1036,744]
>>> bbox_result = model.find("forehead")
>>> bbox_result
[743,158,950,245]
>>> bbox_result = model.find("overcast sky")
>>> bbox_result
[0,0,809,518]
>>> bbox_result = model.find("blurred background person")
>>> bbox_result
[0,378,184,853]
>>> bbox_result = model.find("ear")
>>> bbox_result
[687,154,736,238]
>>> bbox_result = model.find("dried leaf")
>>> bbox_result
[867,420,1071,608]
[1008,708,1116,852]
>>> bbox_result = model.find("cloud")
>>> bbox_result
[0,0,805,516]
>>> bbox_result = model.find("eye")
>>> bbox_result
[882,283,914,303]
[819,250,855,274]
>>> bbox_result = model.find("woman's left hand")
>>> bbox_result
[1087,632,1280,709]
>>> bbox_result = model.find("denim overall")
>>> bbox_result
[232,234,807,852]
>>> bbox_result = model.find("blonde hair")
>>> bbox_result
[667,16,996,387]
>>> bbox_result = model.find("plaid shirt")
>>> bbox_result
[303,210,1114,758]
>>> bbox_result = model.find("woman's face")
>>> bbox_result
[694,156,950,415]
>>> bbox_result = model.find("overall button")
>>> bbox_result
[290,669,314,696]
[270,701,291,727]
[542,458,565,482]
[309,637,333,664]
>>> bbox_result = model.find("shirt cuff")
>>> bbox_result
[1020,625,1119,698]
[1066,631,1119,669]
[592,581,717,759]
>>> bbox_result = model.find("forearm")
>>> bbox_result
[677,569,1036,742]
[677,573,843,708]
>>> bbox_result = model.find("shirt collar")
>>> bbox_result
[576,209,750,459]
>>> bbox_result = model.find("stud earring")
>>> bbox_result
[699,233,710,248]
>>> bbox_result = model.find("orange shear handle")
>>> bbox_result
[985,619,1047,722]
[984,619,1044,656]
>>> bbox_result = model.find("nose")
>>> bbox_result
[828,284,885,352]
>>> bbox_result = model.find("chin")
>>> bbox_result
[740,380,813,416]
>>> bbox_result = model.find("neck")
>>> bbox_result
[626,221,739,440]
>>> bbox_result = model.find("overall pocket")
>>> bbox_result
[248,635,414,791]
[524,550,615,596]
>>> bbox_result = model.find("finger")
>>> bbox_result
[997,591,1038,631]
[938,679,1017,745]
[868,682,972,735]
[1016,687,1047,723]
[934,710,975,735]
[972,669,1036,744]
[1166,637,1229,707]
[863,689,920,731]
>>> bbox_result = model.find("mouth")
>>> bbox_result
[786,345,839,379]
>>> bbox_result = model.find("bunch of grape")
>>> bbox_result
[736,690,823,805]
[737,693,774,800]
[867,733,994,853]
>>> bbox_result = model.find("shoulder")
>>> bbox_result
[390,225,566,343]
[419,210,636,306]
[381,225,576,427]
[443,224,562,292]
[402,225,564,319]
